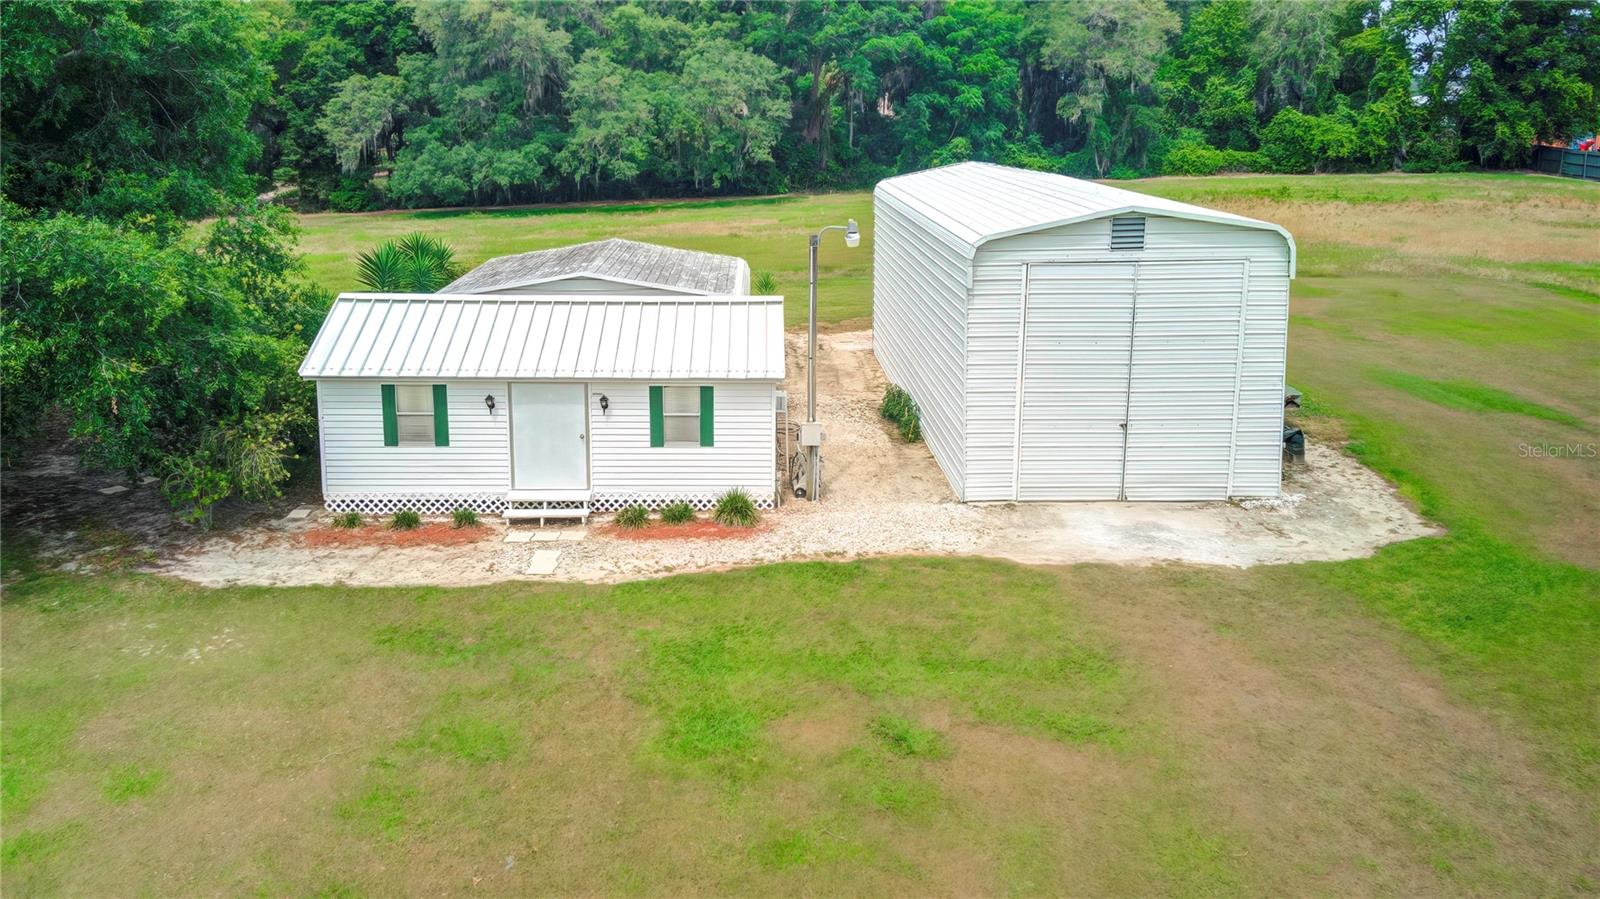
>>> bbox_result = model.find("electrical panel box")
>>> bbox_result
[798,422,824,446]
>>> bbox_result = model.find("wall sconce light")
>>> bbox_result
[598,394,610,414]
[484,394,496,413]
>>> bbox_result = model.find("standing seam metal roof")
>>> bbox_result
[443,238,749,295]
[875,162,1296,273]
[299,293,784,380]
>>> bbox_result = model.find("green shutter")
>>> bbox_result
[699,386,714,447]
[381,384,398,446]
[649,385,664,447]
[432,384,449,446]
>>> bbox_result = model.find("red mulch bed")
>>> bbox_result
[299,523,493,549]
[599,520,766,541]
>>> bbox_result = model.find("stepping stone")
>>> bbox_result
[504,530,535,543]
[285,508,311,520]
[558,529,586,542]
[526,550,561,576]
[98,485,129,496]
[532,532,560,542]
[139,475,158,485]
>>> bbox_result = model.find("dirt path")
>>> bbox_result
[11,331,1437,587]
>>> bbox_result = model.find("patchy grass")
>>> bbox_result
[1371,369,1587,428]
[8,173,1597,894]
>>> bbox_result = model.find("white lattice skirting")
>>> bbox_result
[324,491,775,516]
[324,493,507,515]
[588,492,776,513]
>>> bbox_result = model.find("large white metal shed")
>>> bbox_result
[873,162,1295,502]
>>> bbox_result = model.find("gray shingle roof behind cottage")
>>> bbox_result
[443,238,748,295]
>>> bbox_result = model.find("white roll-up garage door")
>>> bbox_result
[1014,260,1246,501]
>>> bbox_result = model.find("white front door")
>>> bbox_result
[510,383,589,490]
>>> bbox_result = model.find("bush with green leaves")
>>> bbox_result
[615,505,650,528]
[712,488,760,528]
[879,385,922,443]
[451,507,480,528]
[390,509,421,530]
[332,512,363,529]
[2,199,322,526]
[660,502,696,524]
[355,233,462,292]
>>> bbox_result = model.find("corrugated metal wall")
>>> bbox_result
[966,215,1289,500]
[871,191,971,498]
[1015,263,1137,500]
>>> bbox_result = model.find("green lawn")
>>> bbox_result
[6,173,1599,896]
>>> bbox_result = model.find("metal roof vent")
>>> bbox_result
[1110,216,1146,250]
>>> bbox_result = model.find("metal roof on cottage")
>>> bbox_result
[443,238,750,295]
[299,293,784,381]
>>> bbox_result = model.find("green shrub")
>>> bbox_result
[1260,108,1360,174]
[1161,143,1269,176]
[879,384,922,442]
[451,507,480,528]
[332,512,363,529]
[615,505,650,528]
[660,502,696,524]
[390,509,421,530]
[712,488,760,528]
[752,271,778,294]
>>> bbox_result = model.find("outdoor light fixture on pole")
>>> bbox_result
[802,218,859,501]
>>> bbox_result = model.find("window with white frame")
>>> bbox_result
[395,384,435,445]
[661,386,701,445]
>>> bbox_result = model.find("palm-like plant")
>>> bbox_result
[356,233,463,293]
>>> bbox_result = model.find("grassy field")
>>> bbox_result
[6,173,1599,896]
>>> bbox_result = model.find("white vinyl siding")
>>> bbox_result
[319,380,509,493]
[588,381,775,500]
[872,190,969,498]
[316,378,775,504]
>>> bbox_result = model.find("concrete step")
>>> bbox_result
[503,507,589,521]
[505,489,591,503]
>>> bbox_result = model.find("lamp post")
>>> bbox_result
[804,218,859,501]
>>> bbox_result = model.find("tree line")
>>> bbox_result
[259,0,1599,208]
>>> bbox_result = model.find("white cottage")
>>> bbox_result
[873,162,1295,502]
[299,241,781,522]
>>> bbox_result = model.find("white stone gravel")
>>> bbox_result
[152,330,1438,587]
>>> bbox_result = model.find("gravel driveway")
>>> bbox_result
[150,330,1437,587]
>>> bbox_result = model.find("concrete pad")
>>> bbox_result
[532,532,561,542]
[526,550,561,576]
[504,530,535,543]
[285,508,311,520]
[98,485,129,496]
[558,529,587,542]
